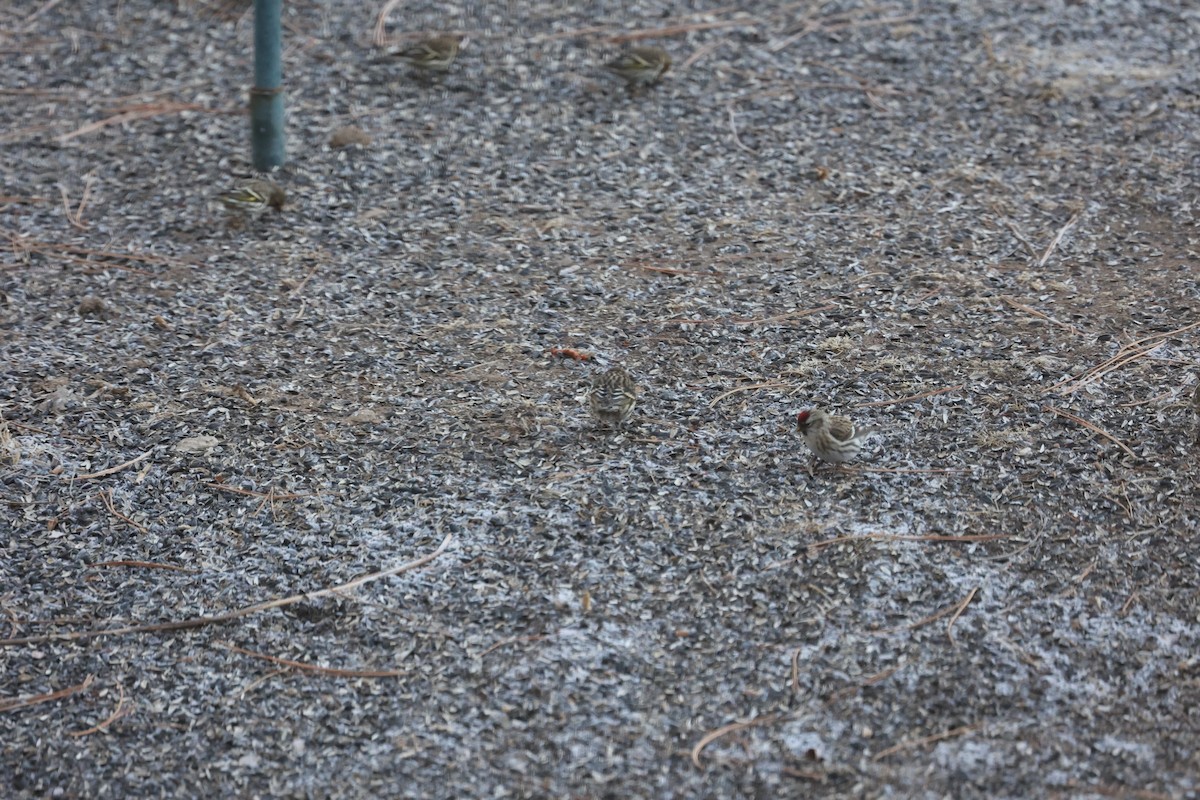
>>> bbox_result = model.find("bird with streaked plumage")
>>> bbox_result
[589,367,638,428]
[218,179,286,218]
[391,35,462,74]
[796,407,877,473]
[604,46,671,90]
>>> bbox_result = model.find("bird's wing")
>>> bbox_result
[827,416,857,442]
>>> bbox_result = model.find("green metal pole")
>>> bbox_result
[250,0,285,170]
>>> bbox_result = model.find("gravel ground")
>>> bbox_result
[3,0,1199,797]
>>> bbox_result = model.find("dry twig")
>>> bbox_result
[204,483,309,500]
[97,489,147,533]
[59,172,96,230]
[1002,219,1041,260]
[286,262,322,298]
[1119,591,1140,616]
[1043,405,1138,459]
[691,713,785,768]
[21,0,68,29]
[3,231,203,271]
[790,647,804,693]
[57,103,230,143]
[0,194,50,204]
[802,59,904,112]
[727,104,757,154]
[89,560,198,573]
[72,450,153,481]
[770,6,919,52]
[710,382,790,407]
[0,534,452,647]
[371,0,457,47]
[68,684,131,737]
[639,264,714,276]
[475,634,552,658]
[854,466,969,474]
[607,19,757,43]
[870,587,978,638]
[1049,320,1200,395]
[204,483,316,519]
[663,305,837,327]
[810,532,1008,551]
[1,674,95,713]
[824,664,903,704]
[1001,297,1081,336]
[1058,783,1172,800]
[679,39,723,71]
[872,723,982,761]
[1037,210,1082,267]
[945,586,979,645]
[855,385,964,407]
[763,532,1008,572]
[222,643,407,678]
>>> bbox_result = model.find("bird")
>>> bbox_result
[218,179,286,217]
[796,408,877,472]
[391,35,462,74]
[589,367,638,428]
[603,46,671,90]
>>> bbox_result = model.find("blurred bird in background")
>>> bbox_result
[604,46,671,90]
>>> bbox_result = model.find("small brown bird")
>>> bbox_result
[218,179,286,216]
[589,367,638,428]
[392,35,462,74]
[796,408,876,472]
[604,46,671,90]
